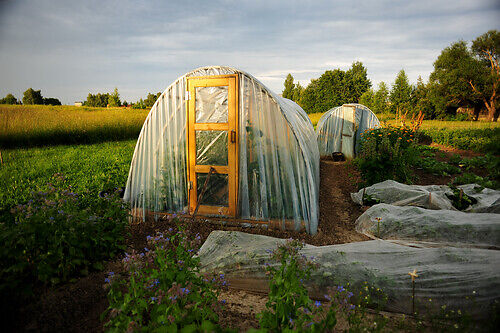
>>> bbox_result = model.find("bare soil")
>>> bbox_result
[9,146,485,332]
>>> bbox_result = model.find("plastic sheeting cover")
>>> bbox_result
[351,180,500,213]
[198,231,500,317]
[316,104,380,157]
[124,66,319,234]
[355,203,500,248]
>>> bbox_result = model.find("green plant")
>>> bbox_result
[452,173,499,190]
[103,223,229,332]
[0,174,128,298]
[255,240,389,332]
[415,156,461,176]
[256,239,332,331]
[445,187,477,211]
[355,126,418,186]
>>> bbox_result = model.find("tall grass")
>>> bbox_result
[0,105,148,148]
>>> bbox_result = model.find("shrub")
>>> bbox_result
[103,222,228,332]
[355,126,418,186]
[0,174,128,299]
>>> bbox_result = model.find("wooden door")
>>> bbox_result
[186,75,238,217]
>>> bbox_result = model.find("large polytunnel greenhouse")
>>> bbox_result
[316,104,380,159]
[124,66,320,234]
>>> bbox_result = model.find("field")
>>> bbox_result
[0,105,148,148]
[1,105,499,331]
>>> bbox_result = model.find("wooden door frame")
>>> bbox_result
[186,74,239,217]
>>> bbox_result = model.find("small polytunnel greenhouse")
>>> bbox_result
[124,66,320,234]
[316,104,380,159]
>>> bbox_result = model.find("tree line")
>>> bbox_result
[283,30,499,121]
[0,88,61,106]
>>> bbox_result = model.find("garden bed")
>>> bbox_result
[6,144,499,332]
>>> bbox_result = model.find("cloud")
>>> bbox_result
[0,0,499,103]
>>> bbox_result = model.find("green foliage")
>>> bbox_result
[257,239,325,331]
[390,69,413,114]
[414,155,461,177]
[108,88,121,107]
[256,239,388,332]
[43,97,61,106]
[420,127,500,154]
[103,223,228,332]
[22,88,44,105]
[345,61,372,103]
[144,92,161,108]
[0,93,19,104]
[427,31,500,120]
[452,173,499,190]
[446,187,477,211]
[282,74,295,99]
[359,88,374,110]
[360,81,391,115]
[85,92,110,107]
[412,76,436,118]
[299,62,371,113]
[355,126,418,186]
[282,74,304,104]
[0,174,128,300]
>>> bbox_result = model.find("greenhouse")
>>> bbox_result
[124,66,320,234]
[316,104,380,159]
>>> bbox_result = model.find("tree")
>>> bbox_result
[344,61,371,103]
[359,88,375,110]
[22,88,43,105]
[373,82,390,113]
[282,74,295,99]
[144,92,161,108]
[470,30,500,121]
[429,41,485,119]
[390,70,413,114]
[411,76,436,118]
[43,97,61,106]
[108,88,121,107]
[292,82,304,103]
[0,93,19,104]
[85,93,109,107]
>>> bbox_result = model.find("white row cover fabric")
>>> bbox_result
[355,203,500,248]
[351,180,500,213]
[198,231,500,317]
[124,66,319,234]
[316,104,380,158]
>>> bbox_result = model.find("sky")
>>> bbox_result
[0,0,499,104]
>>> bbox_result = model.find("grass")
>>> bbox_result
[0,140,136,210]
[0,105,148,148]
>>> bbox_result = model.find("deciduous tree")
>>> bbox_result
[22,88,43,105]
[0,93,19,104]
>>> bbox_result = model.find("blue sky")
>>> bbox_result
[1,0,499,104]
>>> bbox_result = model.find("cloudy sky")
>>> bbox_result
[1,0,499,104]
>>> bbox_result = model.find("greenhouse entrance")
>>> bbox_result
[186,75,239,217]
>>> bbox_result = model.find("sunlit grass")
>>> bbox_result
[0,104,149,148]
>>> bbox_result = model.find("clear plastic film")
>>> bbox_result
[316,103,380,157]
[124,66,319,234]
[198,231,500,317]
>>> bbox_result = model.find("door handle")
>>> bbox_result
[230,130,237,143]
